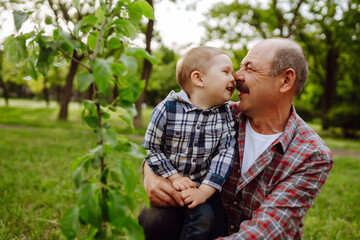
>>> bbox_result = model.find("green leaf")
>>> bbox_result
[4,36,27,63]
[87,32,98,51]
[125,20,137,40]
[77,183,101,228]
[45,15,53,25]
[60,206,80,239]
[90,145,104,158]
[117,160,137,195]
[83,115,99,128]
[108,191,127,228]
[90,59,112,93]
[13,10,30,31]
[120,55,138,73]
[57,29,78,50]
[127,47,156,64]
[24,58,38,80]
[101,127,118,148]
[119,88,135,102]
[128,3,143,26]
[123,217,145,240]
[119,114,134,129]
[95,6,105,23]
[37,46,54,76]
[112,63,127,78]
[77,73,94,92]
[74,15,98,38]
[83,100,95,114]
[108,37,122,49]
[72,166,82,189]
[133,0,154,20]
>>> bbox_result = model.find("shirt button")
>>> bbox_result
[233,201,238,205]
[237,169,241,174]
[194,143,198,147]
[196,125,200,130]
[230,225,235,230]
[175,131,180,135]
[214,129,218,134]
[192,159,196,163]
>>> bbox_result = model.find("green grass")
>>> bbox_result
[0,98,359,239]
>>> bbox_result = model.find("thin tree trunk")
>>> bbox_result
[133,0,154,128]
[58,51,83,120]
[0,51,9,106]
[321,47,339,130]
[43,77,50,107]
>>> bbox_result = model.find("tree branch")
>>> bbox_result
[287,0,305,37]
[91,0,113,61]
[272,0,284,36]
[58,48,92,73]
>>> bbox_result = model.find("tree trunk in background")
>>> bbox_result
[0,51,9,106]
[58,51,83,120]
[321,46,339,130]
[133,0,154,128]
[88,82,94,100]
[43,77,50,107]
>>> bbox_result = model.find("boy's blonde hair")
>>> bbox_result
[176,46,225,91]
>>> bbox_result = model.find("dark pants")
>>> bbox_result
[138,193,228,240]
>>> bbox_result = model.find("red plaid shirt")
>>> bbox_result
[219,106,333,239]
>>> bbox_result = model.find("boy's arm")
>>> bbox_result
[143,102,178,178]
[202,107,237,191]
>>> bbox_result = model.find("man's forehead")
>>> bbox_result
[242,43,274,66]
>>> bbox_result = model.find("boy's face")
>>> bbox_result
[201,54,235,106]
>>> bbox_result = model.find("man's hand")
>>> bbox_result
[143,164,184,207]
[168,173,197,191]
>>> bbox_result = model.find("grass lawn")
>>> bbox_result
[1,98,360,239]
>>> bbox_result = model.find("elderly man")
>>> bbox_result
[139,38,334,239]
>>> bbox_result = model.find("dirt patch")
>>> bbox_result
[331,148,360,158]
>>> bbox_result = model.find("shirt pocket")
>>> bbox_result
[203,126,222,153]
[165,126,190,153]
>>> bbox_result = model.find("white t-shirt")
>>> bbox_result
[241,119,282,175]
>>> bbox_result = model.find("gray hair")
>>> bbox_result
[270,39,308,96]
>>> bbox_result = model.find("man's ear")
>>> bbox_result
[280,68,296,94]
[191,71,204,87]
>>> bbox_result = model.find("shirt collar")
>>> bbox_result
[166,90,227,113]
[237,105,298,154]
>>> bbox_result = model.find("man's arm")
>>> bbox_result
[143,163,184,207]
[219,151,333,239]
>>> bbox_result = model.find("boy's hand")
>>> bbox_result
[181,184,216,209]
[181,188,207,209]
[170,175,197,191]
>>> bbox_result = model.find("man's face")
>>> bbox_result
[233,41,281,117]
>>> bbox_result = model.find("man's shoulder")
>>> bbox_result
[290,114,333,162]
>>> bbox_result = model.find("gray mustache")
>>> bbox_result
[235,81,250,93]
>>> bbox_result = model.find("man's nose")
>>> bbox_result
[233,70,244,82]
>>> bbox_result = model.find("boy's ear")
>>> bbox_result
[191,71,204,87]
[279,68,296,94]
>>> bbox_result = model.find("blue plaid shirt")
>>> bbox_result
[142,90,236,191]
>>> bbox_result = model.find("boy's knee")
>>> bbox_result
[138,205,183,239]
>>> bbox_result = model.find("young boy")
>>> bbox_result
[142,46,236,240]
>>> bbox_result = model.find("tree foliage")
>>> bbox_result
[4,0,155,238]
[202,0,360,133]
